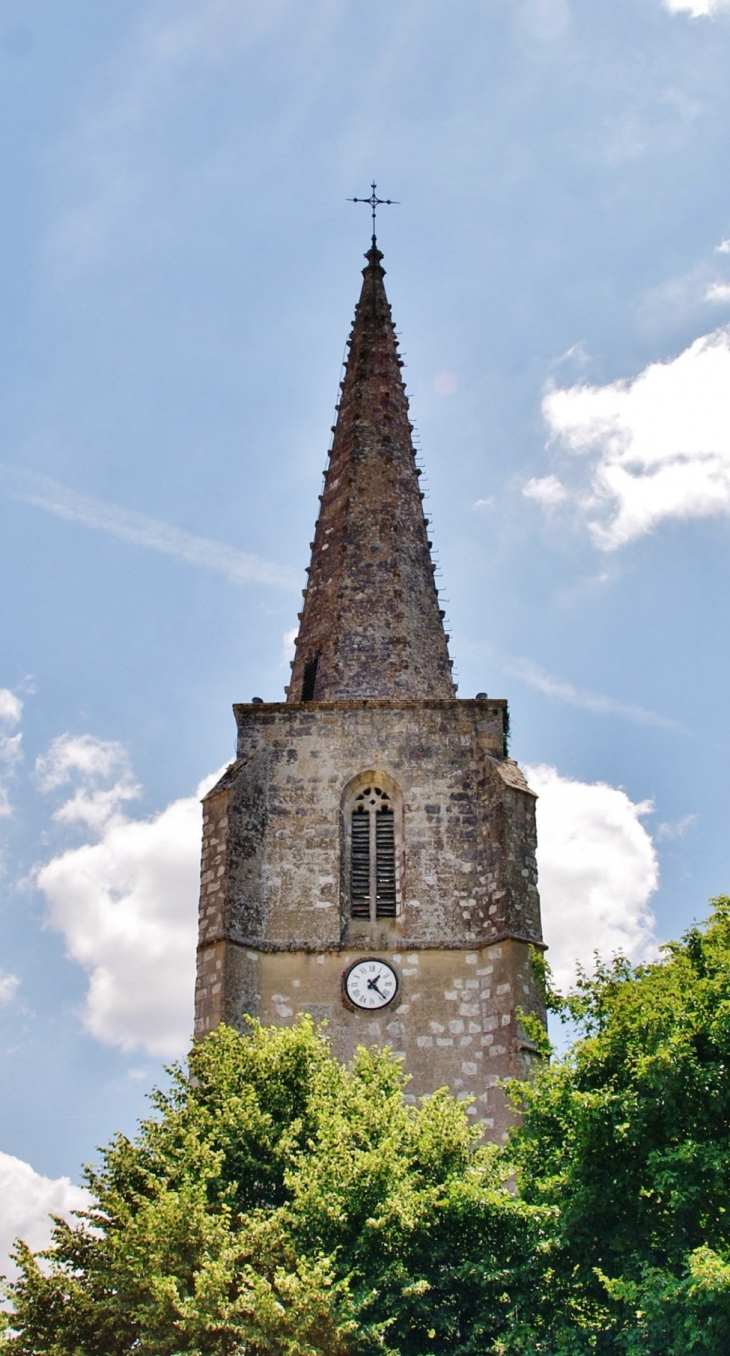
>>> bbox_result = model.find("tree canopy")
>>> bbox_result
[507,894,730,1354]
[1,1017,544,1355]
[3,897,730,1355]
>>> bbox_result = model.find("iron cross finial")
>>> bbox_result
[347,181,399,242]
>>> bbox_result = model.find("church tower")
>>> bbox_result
[195,239,545,1139]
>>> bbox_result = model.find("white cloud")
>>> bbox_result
[523,474,567,507]
[281,627,298,666]
[3,469,297,592]
[0,734,22,776]
[664,0,730,15]
[0,689,23,817]
[36,767,222,1057]
[0,1152,91,1281]
[509,656,681,730]
[36,733,130,792]
[526,763,659,990]
[705,282,730,303]
[0,690,22,725]
[0,971,20,1005]
[52,783,144,832]
[716,239,730,254]
[540,326,730,548]
[36,734,140,831]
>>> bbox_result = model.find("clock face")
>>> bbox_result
[344,958,398,1011]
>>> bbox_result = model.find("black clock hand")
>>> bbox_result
[367,975,386,999]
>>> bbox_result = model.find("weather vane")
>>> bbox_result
[347,181,399,241]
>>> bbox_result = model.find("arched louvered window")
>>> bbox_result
[350,785,397,920]
[301,653,319,702]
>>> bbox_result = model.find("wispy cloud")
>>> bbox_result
[507,656,682,731]
[656,812,698,840]
[0,687,23,818]
[664,0,730,15]
[0,971,20,1005]
[46,0,301,280]
[2,468,297,590]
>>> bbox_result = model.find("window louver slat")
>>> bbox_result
[375,807,396,918]
[350,807,371,918]
[350,787,399,921]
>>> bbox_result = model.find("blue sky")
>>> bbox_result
[2,0,730,1264]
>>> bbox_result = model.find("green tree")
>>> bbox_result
[2,1018,544,1355]
[506,896,730,1355]
[8,902,730,1354]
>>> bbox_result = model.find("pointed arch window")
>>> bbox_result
[350,785,398,920]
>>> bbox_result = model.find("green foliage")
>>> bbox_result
[502,703,511,757]
[3,1019,545,1355]
[506,896,730,1354]
[6,898,730,1354]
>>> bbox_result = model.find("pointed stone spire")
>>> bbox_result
[288,243,455,703]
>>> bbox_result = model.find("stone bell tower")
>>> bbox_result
[195,238,545,1139]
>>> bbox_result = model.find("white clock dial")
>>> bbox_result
[344,958,398,1010]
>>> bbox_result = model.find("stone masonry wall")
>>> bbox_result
[192,699,540,1019]
[199,940,543,1142]
[195,695,544,1121]
[201,698,541,952]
